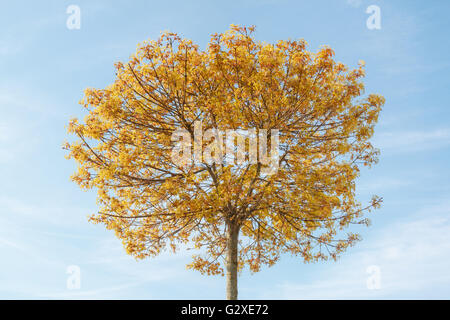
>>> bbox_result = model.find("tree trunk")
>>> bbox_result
[226,222,239,300]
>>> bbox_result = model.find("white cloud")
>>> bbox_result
[0,198,188,299]
[346,0,362,8]
[0,196,90,228]
[0,40,21,56]
[357,177,411,194]
[37,282,149,299]
[273,202,450,299]
[374,128,450,154]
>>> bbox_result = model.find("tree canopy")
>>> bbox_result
[65,25,384,299]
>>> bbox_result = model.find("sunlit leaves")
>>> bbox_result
[65,25,384,275]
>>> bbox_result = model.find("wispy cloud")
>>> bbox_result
[374,128,450,154]
[37,282,149,300]
[272,201,450,299]
[357,177,411,194]
[0,39,21,56]
[346,0,362,8]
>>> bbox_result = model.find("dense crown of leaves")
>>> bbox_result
[65,25,384,275]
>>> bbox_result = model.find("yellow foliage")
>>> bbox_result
[65,25,384,275]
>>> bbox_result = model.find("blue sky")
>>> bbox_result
[1,0,450,299]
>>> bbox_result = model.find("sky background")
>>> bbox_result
[1,0,450,299]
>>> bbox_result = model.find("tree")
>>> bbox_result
[65,25,384,300]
